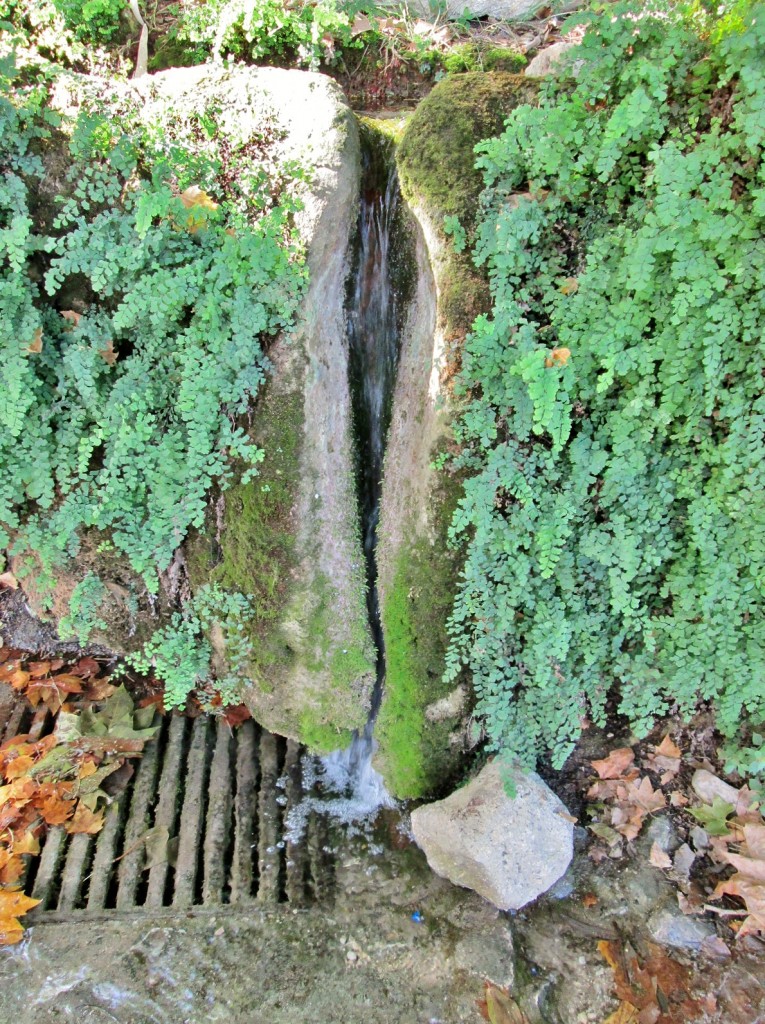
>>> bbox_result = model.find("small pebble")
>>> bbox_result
[346,950,358,962]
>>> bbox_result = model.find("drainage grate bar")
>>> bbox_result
[145,713,186,909]
[58,832,93,910]
[230,718,259,903]
[115,727,161,909]
[202,718,233,904]
[256,731,281,903]
[172,715,210,909]
[86,799,124,909]
[3,702,26,745]
[11,705,329,918]
[32,827,67,909]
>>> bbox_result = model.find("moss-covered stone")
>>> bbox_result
[375,463,467,799]
[397,72,538,339]
[440,43,527,76]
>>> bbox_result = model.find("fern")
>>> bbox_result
[447,0,765,777]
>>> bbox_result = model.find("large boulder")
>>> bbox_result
[142,66,375,747]
[3,66,374,748]
[407,0,542,20]
[411,760,574,910]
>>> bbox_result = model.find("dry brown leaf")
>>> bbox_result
[26,327,42,354]
[591,748,635,780]
[0,572,18,590]
[0,889,40,945]
[179,185,218,211]
[65,802,105,835]
[98,339,118,367]
[545,346,572,368]
[484,984,529,1024]
[60,309,81,328]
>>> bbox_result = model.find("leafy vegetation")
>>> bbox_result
[446,0,765,777]
[128,584,256,709]
[178,0,366,69]
[0,58,304,600]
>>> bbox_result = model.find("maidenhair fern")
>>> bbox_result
[447,0,765,777]
[0,61,305,600]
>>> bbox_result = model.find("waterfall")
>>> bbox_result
[286,130,406,837]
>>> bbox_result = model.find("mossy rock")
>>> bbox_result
[375,462,468,799]
[397,71,537,233]
[397,72,538,339]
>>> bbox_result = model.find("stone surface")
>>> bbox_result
[525,39,578,77]
[13,65,375,743]
[411,760,574,910]
[692,768,741,806]
[408,0,542,20]
[647,907,716,951]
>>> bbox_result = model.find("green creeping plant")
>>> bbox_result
[445,0,765,779]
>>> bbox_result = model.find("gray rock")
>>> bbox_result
[525,40,579,77]
[644,815,678,854]
[692,769,741,807]
[648,907,715,951]
[407,0,542,20]
[411,761,574,910]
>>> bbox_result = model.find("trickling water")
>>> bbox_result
[286,133,406,837]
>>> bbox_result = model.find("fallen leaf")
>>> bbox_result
[545,346,572,368]
[602,1002,639,1023]
[591,748,636,780]
[485,984,529,1024]
[26,327,42,354]
[654,735,681,759]
[0,572,18,590]
[98,339,118,366]
[351,12,372,34]
[582,892,598,907]
[559,277,579,295]
[65,802,105,835]
[180,185,219,211]
[0,889,40,945]
[60,309,81,328]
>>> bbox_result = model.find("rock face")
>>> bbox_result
[4,65,374,747]
[141,66,374,745]
[525,40,578,77]
[411,761,574,910]
[373,74,538,799]
[408,0,542,20]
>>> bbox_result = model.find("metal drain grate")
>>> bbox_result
[0,702,335,916]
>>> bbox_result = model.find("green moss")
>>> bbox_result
[299,713,353,755]
[440,43,527,76]
[398,72,537,233]
[376,465,466,799]
[148,32,205,72]
[186,382,303,673]
[397,72,537,340]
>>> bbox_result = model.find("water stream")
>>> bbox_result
[287,131,405,836]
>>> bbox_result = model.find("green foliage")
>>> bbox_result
[179,0,364,70]
[447,0,765,776]
[440,42,527,76]
[51,0,124,42]
[0,61,305,602]
[129,584,256,709]
[57,572,107,642]
[397,71,538,340]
